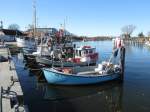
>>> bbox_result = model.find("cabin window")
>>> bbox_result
[89,50,93,54]
[93,49,96,53]
[75,50,78,56]
[79,50,81,56]
[81,51,85,56]
[85,50,88,54]
[83,51,86,56]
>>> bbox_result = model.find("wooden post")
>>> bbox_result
[120,47,125,82]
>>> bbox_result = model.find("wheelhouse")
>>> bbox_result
[75,46,96,57]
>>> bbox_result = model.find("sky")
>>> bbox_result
[0,0,150,36]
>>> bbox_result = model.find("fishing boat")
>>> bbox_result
[36,45,98,67]
[18,0,37,51]
[22,37,52,62]
[16,36,36,49]
[42,61,122,85]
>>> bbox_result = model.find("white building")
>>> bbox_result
[0,29,24,42]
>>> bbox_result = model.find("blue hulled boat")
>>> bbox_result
[42,62,122,85]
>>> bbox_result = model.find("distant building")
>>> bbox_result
[26,28,58,38]
[26,27,74,37]
[36,28,58,36]
[0,29,24,41]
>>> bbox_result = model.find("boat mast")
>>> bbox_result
[0,21,3,29]
[63,19,66,37]
[64,17,69,42]
[33,0,37,38]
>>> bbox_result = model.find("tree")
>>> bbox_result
[138,32,144,38]
[121,25,136,38]
[8,24,20,30]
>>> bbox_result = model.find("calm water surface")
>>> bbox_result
[13,41,150,112]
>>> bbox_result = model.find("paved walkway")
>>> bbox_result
[0,47,27,112]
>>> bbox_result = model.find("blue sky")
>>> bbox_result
[0,0,150,36]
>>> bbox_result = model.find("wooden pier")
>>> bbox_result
[0,47,28,112]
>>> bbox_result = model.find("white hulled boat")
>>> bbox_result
[16,36,36,49]
[145,41,150,46]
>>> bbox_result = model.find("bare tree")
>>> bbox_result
[8,24,20,30]
[121,25,136,38]
[138,32,144,38]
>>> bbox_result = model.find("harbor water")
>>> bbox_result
[12,41,150,112]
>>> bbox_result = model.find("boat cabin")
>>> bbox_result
[74,46,98,64]
[51,45,98,65]
[75,46,96,57]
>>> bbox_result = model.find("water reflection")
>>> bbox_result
[145,45,150,52]
[36,81,123,112]
[125,42,144,55]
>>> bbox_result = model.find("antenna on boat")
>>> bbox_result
[63,16,69,44]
